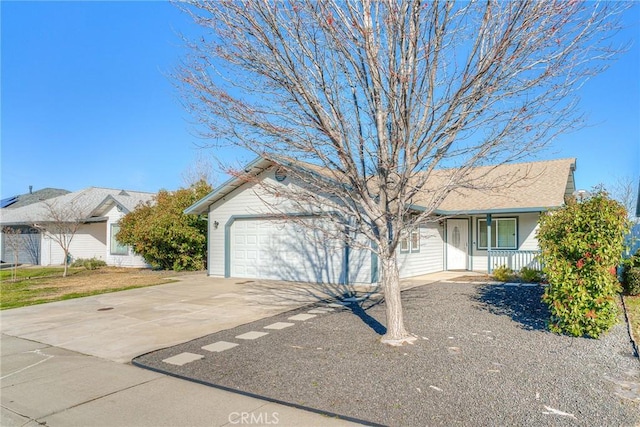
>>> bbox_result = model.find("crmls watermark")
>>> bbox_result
[228,412,279,425]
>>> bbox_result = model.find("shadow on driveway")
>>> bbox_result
[472,284,550,331]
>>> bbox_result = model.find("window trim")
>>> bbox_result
[400,234,410,252]
[110,223,129,256]
[477,217,518,250]
[400,228,421,253]
[410,229,420,252]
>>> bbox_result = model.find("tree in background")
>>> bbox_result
[609,176,639,223]
[178,0,627,345]
[2,227,23,281]
[33,200,84,277]
[181,153,216,188]
[538,191,629,338]
[117,180,212,271]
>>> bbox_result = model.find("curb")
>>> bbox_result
[132,359,382,427]
[620,294,640,361]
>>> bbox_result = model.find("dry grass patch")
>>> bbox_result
[1,266,180,310]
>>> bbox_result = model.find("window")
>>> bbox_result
[400,235,410,252]
[478,218,517,250]
[400,229,420,253]
[411,229,420,252]
[110,224,128,255]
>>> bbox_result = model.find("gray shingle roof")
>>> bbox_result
[0,187,155,225]
[2,188,70,209]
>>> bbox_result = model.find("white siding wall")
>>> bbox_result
[40,223,104,265]
[40,233,63,265]
[347,233,373,284]
[469,212,540,272]
[518,214,540,250]
[105,205,150,268]
[70,222,105,261]
[398,222,444,278]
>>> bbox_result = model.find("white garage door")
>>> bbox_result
[230,218,345,283]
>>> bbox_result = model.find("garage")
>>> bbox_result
[230,218,346,283]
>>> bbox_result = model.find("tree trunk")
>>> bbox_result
[13,250,18,281]
[378,252,417,346]
[63,250,68,278]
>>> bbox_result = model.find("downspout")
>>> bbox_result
[342,219,350,286]
[206,212,211,277]
[486,214,492,274]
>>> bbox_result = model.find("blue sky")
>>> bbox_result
[1,1,639,199]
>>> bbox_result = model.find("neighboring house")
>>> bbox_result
[0,187,70,209]
[186,157,576,284]
[0,187,154,267]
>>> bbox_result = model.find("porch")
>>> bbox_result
[444,214,543,273]
[487,249,542,272]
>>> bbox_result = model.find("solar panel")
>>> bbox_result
[0,196,18,208]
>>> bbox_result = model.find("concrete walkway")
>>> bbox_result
[1,271,465,426]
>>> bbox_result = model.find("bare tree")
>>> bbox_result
[609,176,639,223]
[33,200,85,277]
[2,227,23,281]
[177,0,627,345]
[181,153,217,188]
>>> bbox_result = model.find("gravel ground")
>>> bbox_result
[134,282,640,426]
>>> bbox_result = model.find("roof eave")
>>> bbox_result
[184,156,273,215]
[83,216,108,223]
[90,195,130,218]
[434,206,558,215]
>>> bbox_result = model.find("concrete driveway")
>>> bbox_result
[1,271,463,363]
[0,273,366,363]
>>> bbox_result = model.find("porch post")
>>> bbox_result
[486,214,492,274]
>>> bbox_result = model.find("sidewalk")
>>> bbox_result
[1,335,354,426]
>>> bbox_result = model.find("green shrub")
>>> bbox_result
[70,259,84,268]
[492,265,514,282]
[117,180,212,271]
[520,267,543,283]
[71,258,107,270]
[623,267,640,296]
[537,191,629,338]
[622,250,640,296]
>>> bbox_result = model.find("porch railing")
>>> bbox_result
[488,250,542,272]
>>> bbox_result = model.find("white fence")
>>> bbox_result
[488,250,542,271]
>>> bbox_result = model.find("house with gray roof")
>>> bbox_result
[186,157,576,283]
[0,187,154,267]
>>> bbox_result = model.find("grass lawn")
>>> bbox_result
[623,295,640,345]
[0,266,179,310]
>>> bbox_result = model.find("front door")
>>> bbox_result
[447,219,468,270]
